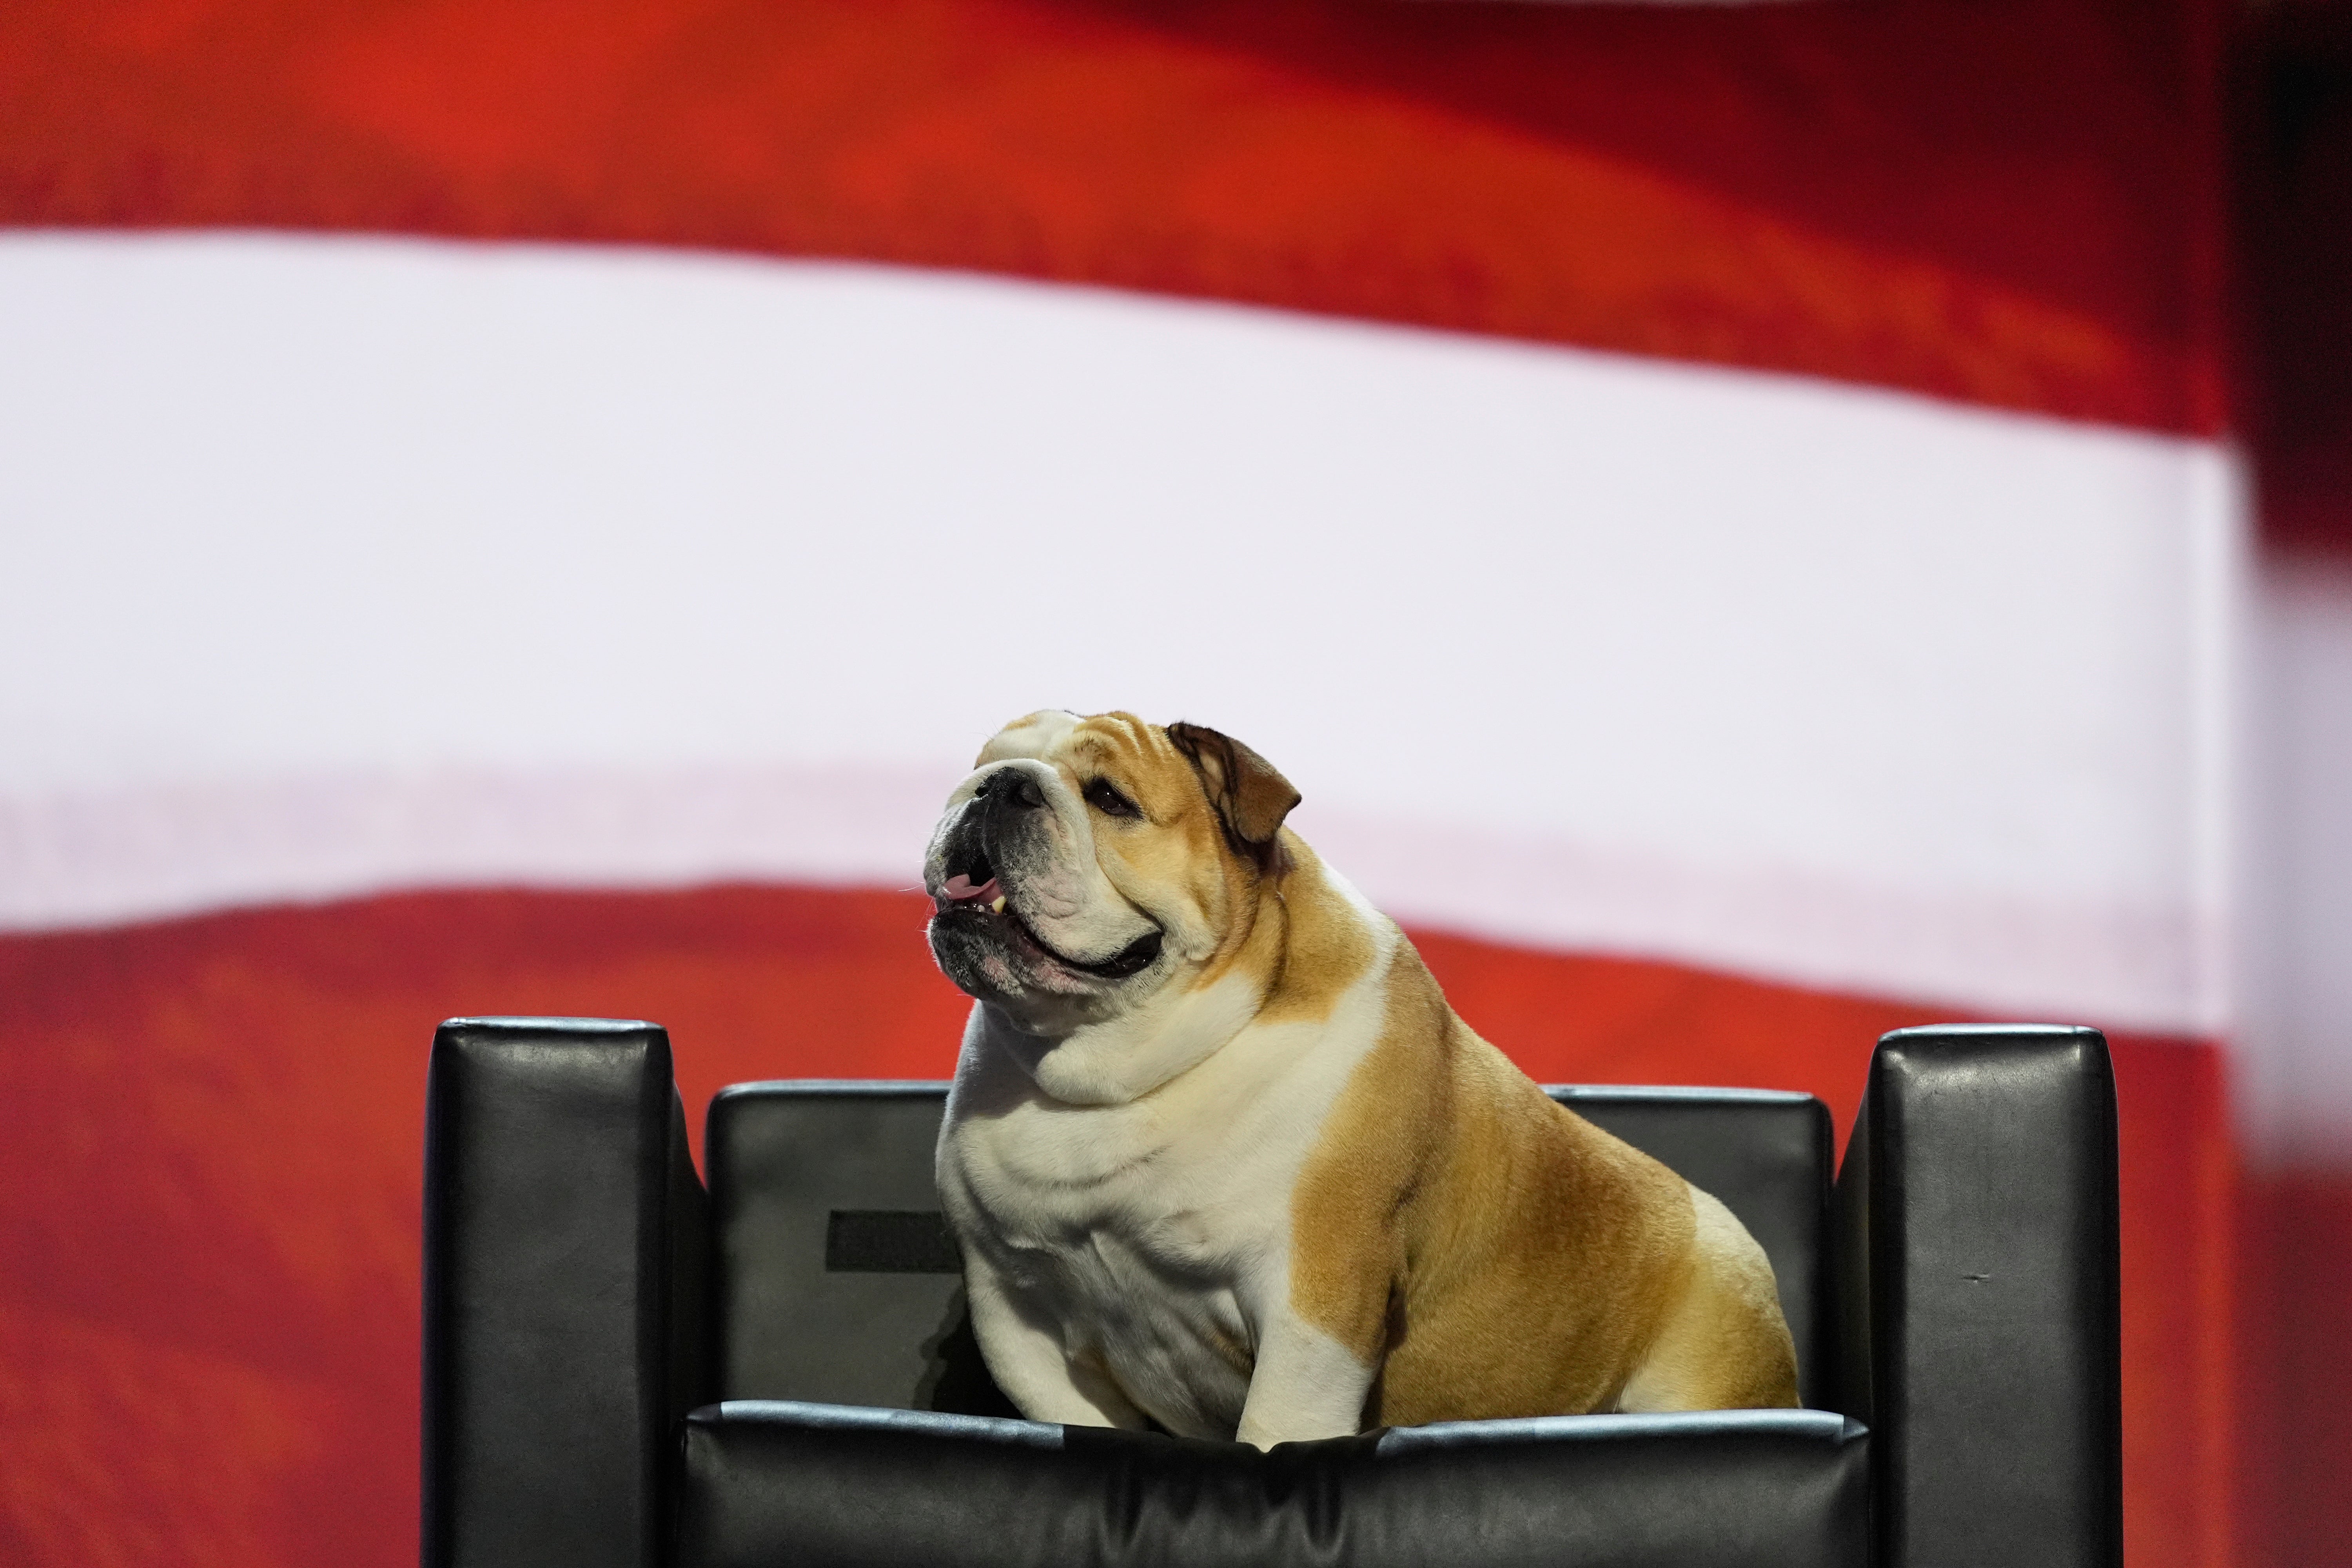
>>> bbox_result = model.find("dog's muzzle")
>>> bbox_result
[934,777,1164,980]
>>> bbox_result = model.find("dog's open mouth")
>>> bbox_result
[940,867,1007,913]
[938,853,1163,979]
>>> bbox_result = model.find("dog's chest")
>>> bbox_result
[943,1096,1295,1433]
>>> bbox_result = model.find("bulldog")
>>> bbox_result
[927,710,1798,1449]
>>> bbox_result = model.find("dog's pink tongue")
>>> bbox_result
[942,874,1001,904]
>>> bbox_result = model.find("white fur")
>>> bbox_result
[1235,1308,1380,1448]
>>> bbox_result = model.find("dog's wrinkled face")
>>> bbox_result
[925,710,1298,1037]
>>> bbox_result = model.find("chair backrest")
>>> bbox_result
[704,1082,1835,1416]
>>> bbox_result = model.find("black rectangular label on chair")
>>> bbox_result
[825,1210,962,1274]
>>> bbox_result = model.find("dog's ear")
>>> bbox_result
[1167,722,1300,872]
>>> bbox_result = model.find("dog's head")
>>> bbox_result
[925,710,1300,1039]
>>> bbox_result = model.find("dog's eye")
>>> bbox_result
[1084,779,1140,819]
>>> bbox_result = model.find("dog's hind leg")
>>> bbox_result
[1614,1186,1800,1413]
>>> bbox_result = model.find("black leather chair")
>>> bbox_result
[422,1020,2119,1568]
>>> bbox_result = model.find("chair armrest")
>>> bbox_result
[1834,1025,2121,1568]
[423,1017,711,1568]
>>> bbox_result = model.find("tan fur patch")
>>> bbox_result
[1252,835,1376,1025]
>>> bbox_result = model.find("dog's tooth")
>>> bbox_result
[990,896,1007,914]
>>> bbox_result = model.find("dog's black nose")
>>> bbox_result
[977,770,1045,811]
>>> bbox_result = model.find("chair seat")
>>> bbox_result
[677,1401,1869,1568]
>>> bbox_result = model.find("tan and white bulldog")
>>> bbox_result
[927,710,1798,1448]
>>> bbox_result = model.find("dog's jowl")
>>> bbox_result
[927,710,1798,1449]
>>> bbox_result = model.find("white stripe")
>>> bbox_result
[2187,455,2251,1032]
[0,766,949,924]
[1305,809,2218,1029]
[2240,555,2352,1155]
[0,232,2243,1029]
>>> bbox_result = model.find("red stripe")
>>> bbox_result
[1,0,2223,431]
[0,884,2237,1567]
[2241,1171,2352,1566]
